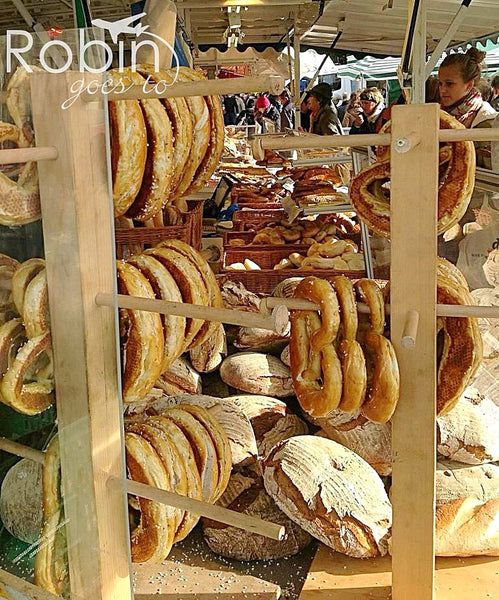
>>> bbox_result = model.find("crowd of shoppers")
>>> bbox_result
[222,91,295,132]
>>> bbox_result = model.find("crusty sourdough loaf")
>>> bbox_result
[436,460,499,507]
[263,435,392,558]
[228,394,308,459]
[437,387,499,464]
[220,353,294,397]
[202,472,312,561]
[317,420,392,476]
[435,497,499,556]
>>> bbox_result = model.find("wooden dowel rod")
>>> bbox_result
[262,297,499,319]
[0,146,58,165]
[125,479,285,541]
[254,127,499,153]
[401,310,420,348]
[96,293,289,334]
[83,75,284,102]
[0,437,45,464]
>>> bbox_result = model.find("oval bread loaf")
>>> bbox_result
[263,435,392,558]
[220,353,294,397]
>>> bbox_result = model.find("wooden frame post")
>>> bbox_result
[390,103,439,599]
[31,72,132,600]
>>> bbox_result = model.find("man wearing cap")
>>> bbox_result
[307,82,343,135]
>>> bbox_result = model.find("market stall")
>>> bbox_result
[0,1,498,599]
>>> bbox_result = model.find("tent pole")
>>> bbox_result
[412,0,426,102]
[425,0,473,78]
[293,15,302,128]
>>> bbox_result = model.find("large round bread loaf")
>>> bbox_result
[317,420,392,476]
[437,387,499,464]
[436,461,499,507]
[202,472,312,561]
[220,353,294,397]
[228,395,308,459]
[0,458,43,543]
[263,435,392,558]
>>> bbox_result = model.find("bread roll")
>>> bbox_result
[155,357,201,396]
[263,435,392,558]
[220,353,294,397]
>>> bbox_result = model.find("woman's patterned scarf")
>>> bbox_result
[444,88,483,127]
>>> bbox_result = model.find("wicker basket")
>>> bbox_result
[184,199,204,250]
[217,269,365,295]
[232,209,287,231]
[115,225,190,259]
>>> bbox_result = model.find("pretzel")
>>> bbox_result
[337,339,367,413]
[331,276,358,342]
[0,254,20,316]
[108,73,147,217]
[290,309,342,417]
[157,240,222,350]
[161,407,219,502]
[126,254,186,371]
[144,247,209,349]
[436,258,482,415]
[168,68,210,198]
[34,436,69,596]
[0,332,54,415]
[361,332,400,423]
[116,261,164,403]
[0,122,40,226]
[176,404,232,502]
[11,258,45,315]
[127,422,187,536]
[23,268,50,338]
[177,67,225,196]
[135,64,193,199]
[294,277,339,352]
[125,431,176,562]
[0,318,26,394]
[355,279,385,337]
[350,110,475,237]
[110,68,174,221]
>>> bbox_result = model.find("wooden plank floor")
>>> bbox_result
[299,544,499,599]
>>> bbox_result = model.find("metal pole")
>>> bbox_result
[293,16,302,129]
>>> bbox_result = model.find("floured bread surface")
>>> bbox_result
[263,435,392,558]
[436,461,499,507]
[202,472,312,561]
[220,353,294,397]
[318,420,392,476]
[437,387,499,464]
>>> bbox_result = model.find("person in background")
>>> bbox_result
[337,92,349,123]
[300,92,311,131]
[253,95,281,132]
[438,47,496,169]
[234,94,245,116]
[425,76,440,103]
[349,88,385,135]
[307,82,343,135]
[476,78,492,102]
[437,47,498,269]
[489,74,499,111]
[278,89,295,130]
[223,94,239,126]
[342,91,362,128]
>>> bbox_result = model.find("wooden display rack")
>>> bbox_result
[0,75,499,600]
